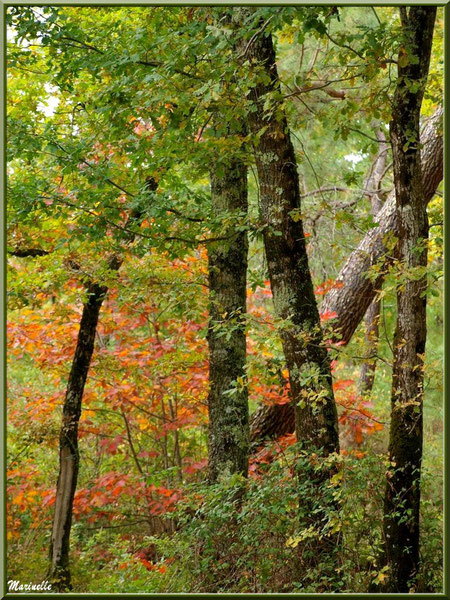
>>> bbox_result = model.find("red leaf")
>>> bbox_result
[333,379,354,391]
[320,310,338,322]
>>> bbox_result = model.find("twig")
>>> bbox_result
[8,247,50,258]
[122,410,144,476]
[347,128,390,144]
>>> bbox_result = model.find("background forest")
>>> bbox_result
[6,5,443,595]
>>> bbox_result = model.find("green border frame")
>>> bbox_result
[0,1,448,598]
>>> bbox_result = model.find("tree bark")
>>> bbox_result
[47,181,153,588]
[358,297,381,396]
[322,106,442,345]
[358,127,388,396]
[207,159,249,483]
[381,6,436,592]
[242,21,340,573]
[246,23,339,457]
[250,106,442,444]
[49,281,107,590]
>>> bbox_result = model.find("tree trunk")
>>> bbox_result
[207,159,249,483]
[246,23,339,456]
[358,297,381,396]
[381,6,436,592]
[250,106,442,444]
[358,127,388,397]
[49,281,107,590]
[242,21,340,573]
[250,401,296,446]
[47,186,151,588]
[321,105,442,345]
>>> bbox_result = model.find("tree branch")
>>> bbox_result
[8,247,50,258]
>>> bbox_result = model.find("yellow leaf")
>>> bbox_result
[286,535,301,548]
[375,572,387,584]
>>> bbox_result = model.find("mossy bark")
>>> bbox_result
[245,26,339,457]
[380,6,436,593]
[249,105,442,445]
[207,160,249,483]
[242,24,340,573]
[49,282,107,590]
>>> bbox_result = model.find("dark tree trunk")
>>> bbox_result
[250,106,442,444]
[381,6,436,593]
[207,159,249,483]
[47,192,148,588]
[49,282,107,590]
[245,23,339,458]
[242,22,340,574]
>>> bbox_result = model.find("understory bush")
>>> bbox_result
[145,446,442,593]
[7,445,442,593]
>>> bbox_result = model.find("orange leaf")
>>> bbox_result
[333,379,354,391]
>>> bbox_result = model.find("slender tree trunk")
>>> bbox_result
[358,128,388,397]
[358,298,381,396]
[250,106,442,444]
[207,159,249,483]
[381,6,436,592]
[49,281,107,590]
[48,182,152,588]
[168,395,183,483]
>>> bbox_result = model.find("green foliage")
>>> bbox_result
[133,449,442,593]
[6,4,443,594]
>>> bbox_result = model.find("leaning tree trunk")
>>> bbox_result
[207,159,249,483]
[47,178,154,588]
[380,6,436,593]
[322,107,441,345]
[250,106,442,444]
[239,16,340,574]
[245,20,339,456]
[49,281,107,590]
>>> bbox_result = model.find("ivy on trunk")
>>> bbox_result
[207,159,249,483]
[381,6,436,593]
[239,11,340,571]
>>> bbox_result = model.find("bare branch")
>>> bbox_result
[8,247,50,258]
